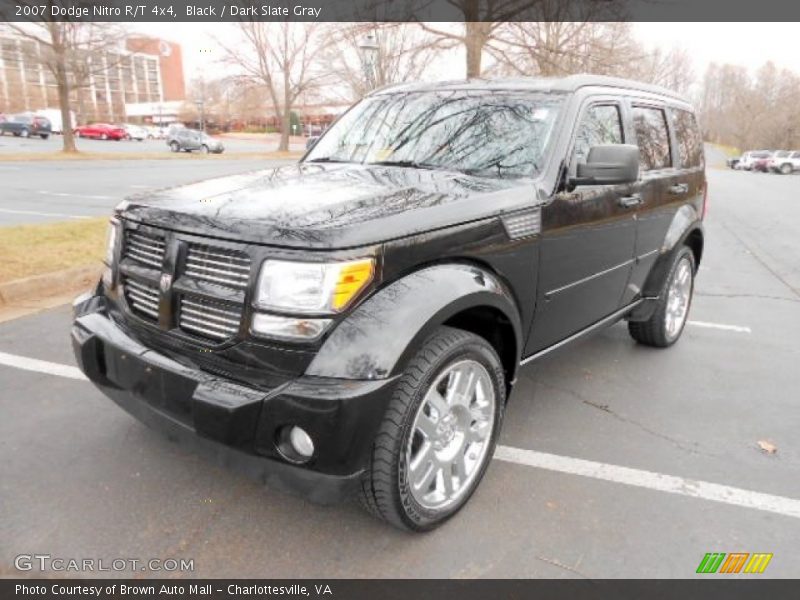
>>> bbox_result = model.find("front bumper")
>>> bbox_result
[71,290,397,504]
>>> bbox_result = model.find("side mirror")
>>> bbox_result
[572,144,640,186]
[306,136,319,150]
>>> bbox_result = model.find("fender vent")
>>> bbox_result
[502,209,541,240]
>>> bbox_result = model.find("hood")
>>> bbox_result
[117,163,536,249]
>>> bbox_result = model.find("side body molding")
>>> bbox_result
[306,264,523,381]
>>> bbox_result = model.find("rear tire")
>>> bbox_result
[358,326,505,532]
[629,246,695,348]
[40,134,49,140]
[100,133,108,140]
[169,141,180,153]
[20,128,29,138]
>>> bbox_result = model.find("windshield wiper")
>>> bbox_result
[370,160,438,170]
[306,157,353,164]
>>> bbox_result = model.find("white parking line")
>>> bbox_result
[687,320,752,334]
[1,349,796,520]
[494,446,800,520]
[0,208,91,219]
[37,190,114,200]
[0,351,87,380]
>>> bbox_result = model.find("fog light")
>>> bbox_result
[289,426,314,458]
[276,425,315,463]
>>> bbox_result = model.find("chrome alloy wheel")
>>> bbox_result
[665,256,693,341]
[406,359,496,511]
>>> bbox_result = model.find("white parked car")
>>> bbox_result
[737,150,771,171]
[121,123,147,141]
[769,150,800,174]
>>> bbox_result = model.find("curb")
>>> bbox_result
[0,264,102,307]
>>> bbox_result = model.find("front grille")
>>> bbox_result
[123,277,160,320]
[124,230,166,268]
[178,296,242,341]
[185,244,251,289]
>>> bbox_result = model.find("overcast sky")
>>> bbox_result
[134,22,800,85]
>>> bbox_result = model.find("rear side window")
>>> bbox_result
[572,104,624,166]
[632,106,672,171]
[672,109,704,168]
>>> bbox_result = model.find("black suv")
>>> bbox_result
[0,113,52,139]
[72,75,706,531]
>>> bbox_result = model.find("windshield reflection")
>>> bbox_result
[305,90,563,179]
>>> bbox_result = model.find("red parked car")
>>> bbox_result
[74,123,127,141]
[752,151,775,172]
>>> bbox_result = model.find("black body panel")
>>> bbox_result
[72,76,706,502]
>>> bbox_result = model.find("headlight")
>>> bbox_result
[254,258,374,314]
[105,219,119,266]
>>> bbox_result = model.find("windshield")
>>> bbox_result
[305,91,564,179]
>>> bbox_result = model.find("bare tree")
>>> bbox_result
[322,23,439,101]
[217,22,332,151]
[2,5,128,152]
[415,0,626,77]
[699,60,800,150]
[487,22,642,77]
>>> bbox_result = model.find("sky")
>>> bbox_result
[133,22,800,86]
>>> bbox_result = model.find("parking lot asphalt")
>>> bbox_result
[0,158,293,226]
[0,134,306,156]
[1,167,799,578]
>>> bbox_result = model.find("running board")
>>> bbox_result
[520,299,644,366]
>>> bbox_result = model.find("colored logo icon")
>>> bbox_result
[696,553,773,574]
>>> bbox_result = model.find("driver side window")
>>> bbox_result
[572,104,624,170]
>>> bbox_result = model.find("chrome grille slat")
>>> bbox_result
[189,248,249,264]
[181,306,240,327]
[185,244,251,290]
[178,295,241,341]
[124,231,165,268]
[180,321,233,340]
[122,277,160,320]
[181,298,240,316]
[180,314,235,334]
[185,262,249,278]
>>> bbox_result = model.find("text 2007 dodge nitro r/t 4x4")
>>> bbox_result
[72,75,706,531]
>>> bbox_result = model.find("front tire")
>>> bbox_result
[629,246,695,348]
[169,141,180,153]
[780,163,792,175]
[100,133,108,140]
[359,326,505,531]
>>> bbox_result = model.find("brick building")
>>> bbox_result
[0,34,185,125]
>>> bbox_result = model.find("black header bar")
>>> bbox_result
[1,0,800,22]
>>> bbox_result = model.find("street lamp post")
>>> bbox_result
[357,33,380,93]
[195,99,205,133]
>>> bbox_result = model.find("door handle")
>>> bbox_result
[669,183,689,195]
[618,194,642,208]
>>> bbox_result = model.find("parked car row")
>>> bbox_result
[728,149,800,174]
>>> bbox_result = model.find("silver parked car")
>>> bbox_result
[167,128,224,154]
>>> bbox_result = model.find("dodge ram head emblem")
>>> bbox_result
[159,273,172,293]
